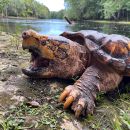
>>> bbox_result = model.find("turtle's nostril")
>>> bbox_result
[23,32,27,36]
[22,32,28,39]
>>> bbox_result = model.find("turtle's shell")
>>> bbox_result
[60,30,130,76]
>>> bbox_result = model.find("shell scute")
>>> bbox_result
[102,40,129,58]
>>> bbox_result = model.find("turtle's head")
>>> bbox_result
[22,30,88,78]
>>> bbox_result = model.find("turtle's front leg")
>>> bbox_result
[59,64,122,117]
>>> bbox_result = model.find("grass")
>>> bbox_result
[10,34,21,50]
[81,92,130,130]
[0,102,70,130]
[0,83,69,130]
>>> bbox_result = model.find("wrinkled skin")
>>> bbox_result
[22,30,89,79]
[22,29,124,118]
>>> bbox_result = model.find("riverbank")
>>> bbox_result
[0,16,39,20]
[87,20,130,25]
[0,32,129,130]
[1,16,130,25]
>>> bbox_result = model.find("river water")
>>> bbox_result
[0,18,130,37]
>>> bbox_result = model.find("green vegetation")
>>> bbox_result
[1,0,130,21]
[0,0,64,19]
[50,10,65,19]
[0,102,69,130]
[65,0,130,21]
[0,94,129,130]
[0,0,49,18]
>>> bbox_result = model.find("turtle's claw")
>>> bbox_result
[74,98,86,117]
[64,96,74,109]
[75,104,83,118]
[59,90,69,102]
[86,99,95,115]
[59,85,96,117]
[59,85,74,102]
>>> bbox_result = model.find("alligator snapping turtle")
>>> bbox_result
[22,29,130,117]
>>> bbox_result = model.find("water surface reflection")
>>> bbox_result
[0,18,130,38]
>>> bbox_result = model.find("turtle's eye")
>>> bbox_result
[40,40,50,46]
[40,40,47,46]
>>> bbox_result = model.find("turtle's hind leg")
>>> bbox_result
[59,64,122,117]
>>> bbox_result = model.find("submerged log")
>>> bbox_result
[64,16,73,24]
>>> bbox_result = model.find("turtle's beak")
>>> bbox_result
[22,30,55,60]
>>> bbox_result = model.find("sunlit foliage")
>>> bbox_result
[0,0,50,18]
[65,0,130,20]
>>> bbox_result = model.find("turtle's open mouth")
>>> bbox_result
[22,48,50,76]
[29,49,50,70]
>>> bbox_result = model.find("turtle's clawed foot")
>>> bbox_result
[59,85,95,118]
